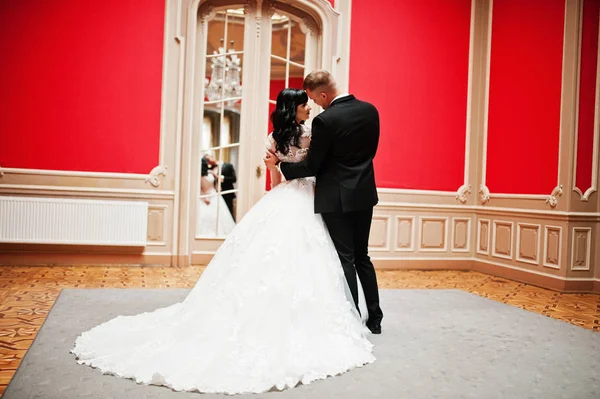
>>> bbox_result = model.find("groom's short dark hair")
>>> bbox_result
[303,70,336,91]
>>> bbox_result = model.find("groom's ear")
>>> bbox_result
[319,92,328,103]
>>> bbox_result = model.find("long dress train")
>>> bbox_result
[71,126,375,394]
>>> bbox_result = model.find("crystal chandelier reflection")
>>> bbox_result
[205,39,242,106]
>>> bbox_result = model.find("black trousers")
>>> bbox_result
[322,208,383,325]
[222,195,235,221]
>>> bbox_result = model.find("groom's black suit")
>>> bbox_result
[279,94,383,327]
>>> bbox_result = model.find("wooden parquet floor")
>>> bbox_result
[0,266,599,396]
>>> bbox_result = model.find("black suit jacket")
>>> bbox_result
[219,162,236,198]
[280,95,379,213]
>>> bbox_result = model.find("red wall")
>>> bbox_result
[1,0,570,195]
[0,0,165,174]
[349,0,472,190]
[576,0,600,193]
[486,0,565,194]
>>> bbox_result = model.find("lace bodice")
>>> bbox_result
[265,124,311,163]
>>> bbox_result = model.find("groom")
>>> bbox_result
[264,70,383,334]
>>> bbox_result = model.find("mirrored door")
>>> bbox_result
[196,8,244,238]
[192,4,319,243]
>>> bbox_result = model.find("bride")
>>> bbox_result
[71,88,375,395]
[196,154,236,237]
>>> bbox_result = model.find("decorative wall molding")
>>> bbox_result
[300,16,318,36]
[545,185,563,207]
[171,0,186,257]
[255,0,263,37]
[451,217,471,253]
[0,184,175,199]
[0,0,174,191]
[479,182,565,208]
[479,0,493,204]
[378,188,458,197]
[147,204,168,246]
[543,225,562,270]
[348,0,475,201]
[476,218,490,255]
[454,0,477,205]
[200,5,217,24]
[480,0,564,207]
[479,184,490,204]
[571,227,592,271]
[175,0,183,38]
[145,165,168,187]
[515,223,540,266]
[394,216,416,252]
[492,220,513,260]
[375,200,600,220]
[574,178,599,201]
[573,9,600,202]
[456,184,471,204]
[267,0,276,17]
[475,258,578,281]
[368,215,392,252]
[0,167,149,180]
[376,0,474,202]
[418,217,448,252]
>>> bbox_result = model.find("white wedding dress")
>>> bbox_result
[196,172,236,237]
[71,125,375,394]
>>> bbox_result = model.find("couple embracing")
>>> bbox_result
[71,69,383,395]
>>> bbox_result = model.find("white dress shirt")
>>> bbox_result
[331,93,350,104]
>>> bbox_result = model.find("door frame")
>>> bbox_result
[176,0,341,265]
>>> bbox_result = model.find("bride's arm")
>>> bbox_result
[269,168,282,188]
[199,176,212,204]
[279,117,330,180]
[264,134,282,188]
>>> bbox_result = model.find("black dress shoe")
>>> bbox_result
[367,323,381,334]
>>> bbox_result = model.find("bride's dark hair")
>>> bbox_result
[270,88,309,155]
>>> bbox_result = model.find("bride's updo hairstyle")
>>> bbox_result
[270,88,308,155]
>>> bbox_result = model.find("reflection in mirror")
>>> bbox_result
[271,13,305,64]
[266,12,307,190]
[206,10,245,55]
[205,51,244,104]
[197,7,244,239]
[196,157,237,238]
[197,107,240,238]
[289,63,305,84]
[205,10,244,104]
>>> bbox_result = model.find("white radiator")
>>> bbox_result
[0,196,148,246]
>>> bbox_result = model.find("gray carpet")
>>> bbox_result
[3,289,599,399]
